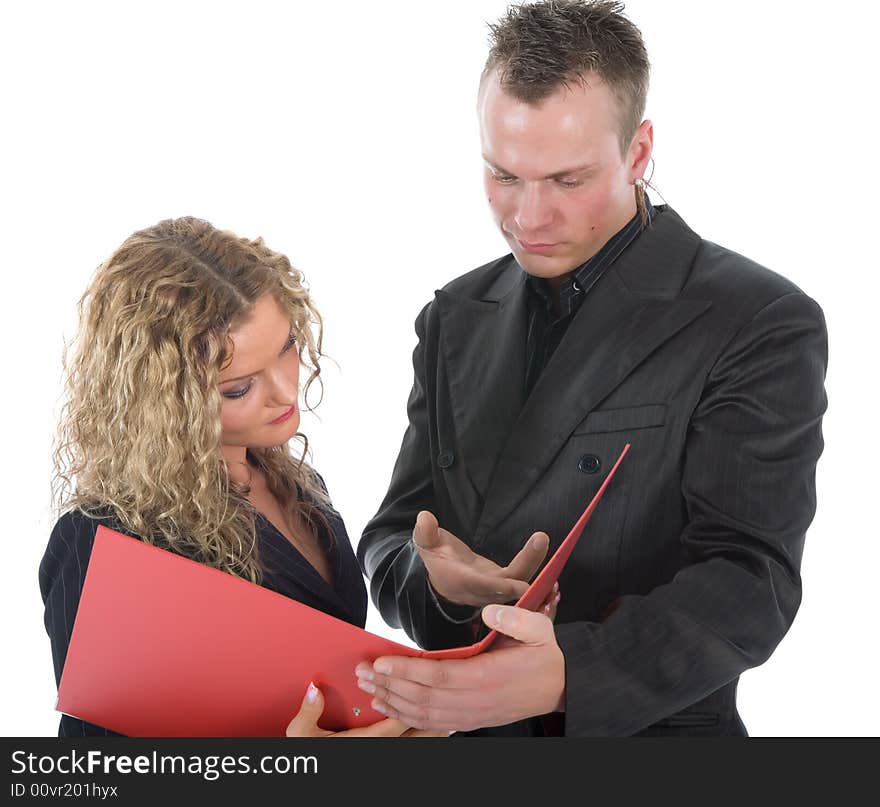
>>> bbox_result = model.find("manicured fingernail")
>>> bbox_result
[374,661,391,676]
[553,582,559,593]
[554,593,561,605]
[306,682,319,704]
[358,680,376,694]
[447,730,456,736]
[494,606,504,626]
[356,667,373,682]
[372,700,387,715]
[543,604,551,615]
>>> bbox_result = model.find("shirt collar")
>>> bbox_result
[526,196,656,316]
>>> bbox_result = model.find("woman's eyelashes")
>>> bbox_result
[223,383,252,400]
[221,332,297,401]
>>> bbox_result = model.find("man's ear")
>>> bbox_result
[628,118,654,182]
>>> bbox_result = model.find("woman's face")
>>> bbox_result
[218,294,301,456]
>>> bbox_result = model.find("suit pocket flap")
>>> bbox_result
[574,403,667,434]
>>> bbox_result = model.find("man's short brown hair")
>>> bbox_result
[482,0,650,156]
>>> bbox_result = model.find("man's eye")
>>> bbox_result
[493,174,517,184]
[557,178,582,188]
[223,383,252,400]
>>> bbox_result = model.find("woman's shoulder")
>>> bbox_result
[39,507,122,604]
[44,506,124,565]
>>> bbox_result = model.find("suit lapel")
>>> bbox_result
[475,277,711,538]
[436,263,528,496]
[258,514,353,619]
[470,206,713,538]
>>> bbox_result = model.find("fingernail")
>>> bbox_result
[374,661,391,676]
[356,667,373,682]
[531,535,543,550]
[555,592,561,604]
[543,604,551,615]
[494,606,504,626]
[372,699,387,715]
[358,680,376,694]
[553,582,559,593]
[447,730,456,736]
[306,682,319,704]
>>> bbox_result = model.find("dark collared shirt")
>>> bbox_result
[523,199,656,396]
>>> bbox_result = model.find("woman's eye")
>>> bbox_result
[221,334,295,400]
[223,383,251,400]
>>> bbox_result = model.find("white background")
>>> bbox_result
[1,1,876,736]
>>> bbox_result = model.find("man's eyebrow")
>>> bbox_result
[219,329,295,384]
[482,155,598,180]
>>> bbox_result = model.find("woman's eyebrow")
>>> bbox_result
[219,330,294,384]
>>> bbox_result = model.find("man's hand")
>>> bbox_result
[354,605,565,732]
[413,510,550,607]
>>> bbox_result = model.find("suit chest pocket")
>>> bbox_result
[572,403,667,435]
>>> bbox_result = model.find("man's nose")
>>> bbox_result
[514,182,554,233]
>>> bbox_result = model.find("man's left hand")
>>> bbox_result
[354,605,565,732]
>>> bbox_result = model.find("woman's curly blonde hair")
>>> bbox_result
[51,216,329,583]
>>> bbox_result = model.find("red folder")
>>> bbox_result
[56,444,629,736]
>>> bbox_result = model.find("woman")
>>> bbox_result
[40,216,435,737]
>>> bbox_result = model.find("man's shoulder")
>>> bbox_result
[685,237,822,330]
[691,239,806,299]
[638,206,812,309]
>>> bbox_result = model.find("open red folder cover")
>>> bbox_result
[57,444,629,736]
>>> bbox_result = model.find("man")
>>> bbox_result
[356,0,827,736]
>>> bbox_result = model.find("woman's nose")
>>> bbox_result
[264,365,299,407]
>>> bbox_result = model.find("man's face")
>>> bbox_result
[478,70,652,279]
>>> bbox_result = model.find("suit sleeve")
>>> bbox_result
[358,302,479,650]
[39,512,122,737]
[554,291,828,736]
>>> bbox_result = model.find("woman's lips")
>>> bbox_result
[269,404,296,425]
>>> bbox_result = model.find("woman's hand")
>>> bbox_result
[285,682,446,737]
[539,581,561,622]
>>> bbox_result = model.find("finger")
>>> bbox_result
[411,511,441,550]
[502,532,550,582]
[454,564,531,602]
[285,681,330,737]
[401,728,453,738]
[478,574,529,604]
[537,581,559,610]
[357,655,478,690]
[332,717,411,738]
[363,677,483,731]
[357,667,477,714]
[539,582,561,620]
[370,696,472,733]
[481,604,555,644]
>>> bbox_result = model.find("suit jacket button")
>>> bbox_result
[578,454,601,474]
[437,450,454,469]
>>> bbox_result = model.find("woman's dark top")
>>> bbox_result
[38,487,368,737]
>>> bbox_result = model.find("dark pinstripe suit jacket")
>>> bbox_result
[358,205,828,736]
